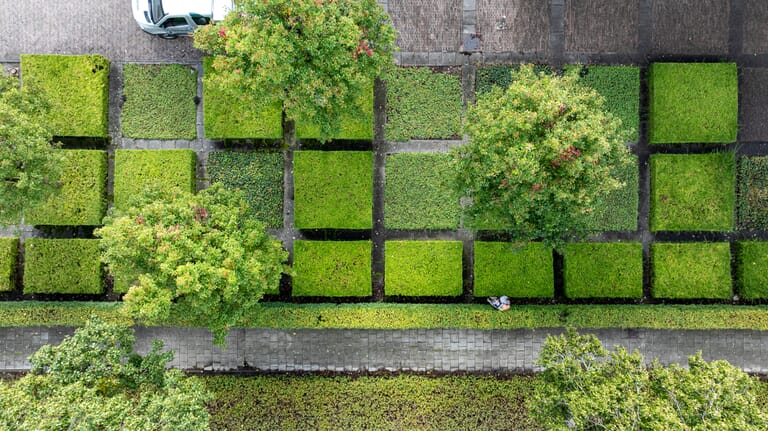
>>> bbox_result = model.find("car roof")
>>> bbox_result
[162,0,214,17]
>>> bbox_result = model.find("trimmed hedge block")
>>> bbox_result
[293,241,372,297]
[20,54,110,137]
[652,242,732,299]
[584,155,638,231]
[475,65,552,95]
[385,241,463,296]
[736,241,768,300]
[23,239,102,294]
[737,156,768,230]
[207,151,284,228]
[474,242,553,298]
[294,151,372,229]
[121,64,197,139]
[202,57,282,139]
[564,242,643,298]
[0,238,18,292]
[384,153,460,229]
[113,150,196,210]
[648,63,738,144]
[296,79,373,140]
[26,150,107,226]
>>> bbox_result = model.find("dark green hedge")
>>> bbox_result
[474,242,553,298]
[121,64,198,139]
[113,150,196,210]
[293,241,372,297]
[564,242,643,298]
[26,150,107,226]
[385,241,463,296]
[475,65,552,95]
[584,156,638,232]
[652,242,732,299]
[23,239,102,294]
[296,79,373,140]
[20,54,110,137]
[207,151,284,228]
[0,238,18,292]
[384,153,460,229]
[736,241,768,300]
[737,156,768,230]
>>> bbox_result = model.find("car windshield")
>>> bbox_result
[148,0,166,23]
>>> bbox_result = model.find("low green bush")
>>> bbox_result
[113,150,196,210]
[20,54,110,137]
[651,242,732,299]
[121,64,197,139]
[385,67,462,141]
[385,241,463,296]
[564,242,643,298]
[475,65,552,95]
[384,153,460,229]
[207,151,284,228]
[737,156,768,230]
[202,57,282,139]
[23,239,102,294]
[648,62,738,144]
[736,241,768,300]
[293,151,372,229]
[650,153,735,231]
[293,241,371,297]
[474,242,553,298]
[296,79,373,140]
[26,150,107,226]
[584,155,638,231]
[0,238,18,292]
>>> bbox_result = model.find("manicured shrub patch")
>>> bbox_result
[648,62,738,144]
[474,242,553,298]
[736,241,768,300]
[23,239,102,294]
[384,153,460,229]
[202,57,282,139]
[475,65,552,95]
[650,153,735,231]
[20,54,110,137]
[26,150,107,226]
[207,151,284,228]
[0,238,18,292]
[385,67,462,141]
[293,151,372,229]
[651,242,732,299]
[564,242,643,298]
[737,156,768,230]
[296,79,373,140]
[293,241,371,297]
[385,241,463,296]
[121,64,197,139]
[113,150,196,210]
[584,156,638,231]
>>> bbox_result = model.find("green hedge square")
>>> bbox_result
[21,54,110,137]
[584,155,638,231]
[293,241,371,297]
[385,67,462,141]
[0,238,18,292]
[650,153,735,231]
[202,57,282,139]
[652,242,732,299]
[385,241,463,296]
[294,151,372,229]
[564,242,643,298]
[473,242,553,298]
[26,150,107,226]
[113,150,196,210]
[475,65,553,95]
[296,79,373,140]
[121,64,197,139]
[737,156,768,230]
[384,153,460,229]
[649,63,738,144]
[736,241,768,299]
[23,239,102,294]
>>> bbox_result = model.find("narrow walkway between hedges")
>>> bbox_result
[2,327,767,373]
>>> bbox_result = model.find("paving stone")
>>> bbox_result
[564,0,639,53]
[743,0,768,54]
[740,68,768,142]
[388,0,462,52]
[476,0,549,53]
[650,0,729,55]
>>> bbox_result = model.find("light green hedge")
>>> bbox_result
[736,241,768,300]
[23,239,102,294]
[296,79,373,140]
[385,241,463,296]
[0,238,18,292]
[564,242,643,298]
[652,242,732,299]
[293,241,372,297]
[474,242,553,298]
[113,150,196,210]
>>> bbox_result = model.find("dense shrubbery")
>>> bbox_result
[475,65,552,95]
[385,241,463,296]
[23,239,102,294]
[292,241,372,297]
[738,156,768,230]
[473,242,553,298]
[295,79,373,140]
[583,156,638,231]
[737,241,768,300]
[652,242,732,299]
[113,149,196,210]
[0,238,17,292]
[564,242,643,298]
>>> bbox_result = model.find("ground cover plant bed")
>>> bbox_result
[295,79,373,140]
[121,64,197,139]
[293,151,372,229]
[22,239,102,295]
[650,153,735,231]
[202,57,282,139]
[648,62,738,144]
[651,242,732,299]
[738,156,768,230]
[207,151,284,228]
[475,65,552,95]
[564,242,643,298]
[385,67,462,141]
[736,241,768,300]
[0,238,17,292]
[292,241,371,297]
[20,54,110,138]
[26,150,107,226]
[385,241,463,296]
[584,155,638,231]
[113,149,196,210]
[384,153,460,229]
[473,242,553,298]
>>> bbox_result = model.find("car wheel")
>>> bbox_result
[159,34,178,40]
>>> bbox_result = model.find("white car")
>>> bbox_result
[132,0,232,39]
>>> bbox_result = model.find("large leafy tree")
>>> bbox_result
[533,329,768,430]
[96,183,289,345]
[193,0,396,140]
[453,65,631,249]
[0,74,64,224]
[0,318,210,430]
